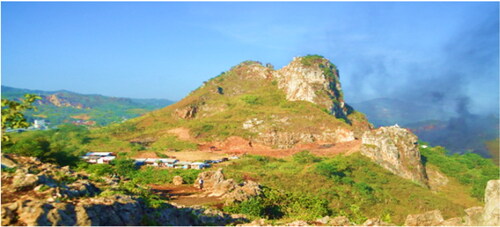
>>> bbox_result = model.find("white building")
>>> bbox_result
[33,119,47,129]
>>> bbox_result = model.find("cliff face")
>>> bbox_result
[483,180,500,226]
[273,56,352,120]
[360,125,428,186]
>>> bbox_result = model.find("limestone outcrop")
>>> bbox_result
[175,104,198,119]
[404,210,444,226]
[173,176,184,185]
[273,56,353,119]
[360,125,428,186]
[483,179,500,226]
[193,168,262,204]
[255,128,355,149]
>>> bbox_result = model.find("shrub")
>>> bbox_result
[315,158,351,182]
[224,187,330,220]
[85,163,114,177]
[292,150,321,164]
[241,95,262,105]
[301,55,324,66]
[111,158,137,177]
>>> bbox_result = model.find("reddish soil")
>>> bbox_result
[149,184,223,206]
[166,127,193,141]
[199,136,361,158]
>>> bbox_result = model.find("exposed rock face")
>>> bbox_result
[285,220,309,226]
[224,180,261,204]
[175,104,198,119]
[242,115,356,149]
[483,179,500,226]
[440,217,465,226]
[1,154,17,168]
[194,168,226,191]
[464,206,484,226]
[329,216,352,226]
[404,210,444,226]
[12,173,39,190]
[255,128,355,149]
[362,218,393,226]
[43,94,85,109]
[173,176,184,185]
[193,169,261,203]
[360,125,428,186]
[273,56,353,119]
[426,166,449,190]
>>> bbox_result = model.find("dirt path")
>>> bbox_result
[149,184,223,206]
[200,138,362,158]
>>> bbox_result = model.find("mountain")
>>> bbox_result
[111,55,372,153]
[1,85,174,126]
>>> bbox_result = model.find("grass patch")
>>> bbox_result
[222,152,483,224]
[420,144,499,200]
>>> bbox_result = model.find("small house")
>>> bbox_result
[190,162,208,169]
[144,158,160,166]
[82,152,116,164]
[174,161,191,169]
[97,156,116,164]
[158,158,178,168]
[85,152,115,157]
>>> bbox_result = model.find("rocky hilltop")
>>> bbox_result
[126,55,371,151]
[273,56,352,119]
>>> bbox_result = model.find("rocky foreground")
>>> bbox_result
[1,154,499,226]
[0,155,249,226]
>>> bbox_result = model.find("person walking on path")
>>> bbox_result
[199,179,204,190]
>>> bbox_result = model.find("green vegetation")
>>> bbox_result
[150,135,198,151]
[1,94,41,142]
[1,85,173,126]
[301,55,325,67]
[292,150,321,164]
[3,124,90,166]
[240,95,262,105]
[224,187,329,221]
[420,144,499,199]
[222,152,484,224]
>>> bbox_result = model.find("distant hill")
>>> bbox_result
[406,115,499,159]
[352,97,499,158]
[351,98,454,127]
[1,85,174,126]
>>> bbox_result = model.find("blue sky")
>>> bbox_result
[2,2,499,115]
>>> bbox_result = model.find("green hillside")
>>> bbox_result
[1,85,174,126]
[96,57,370,153]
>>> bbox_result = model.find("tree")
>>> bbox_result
[1,94,41,142]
